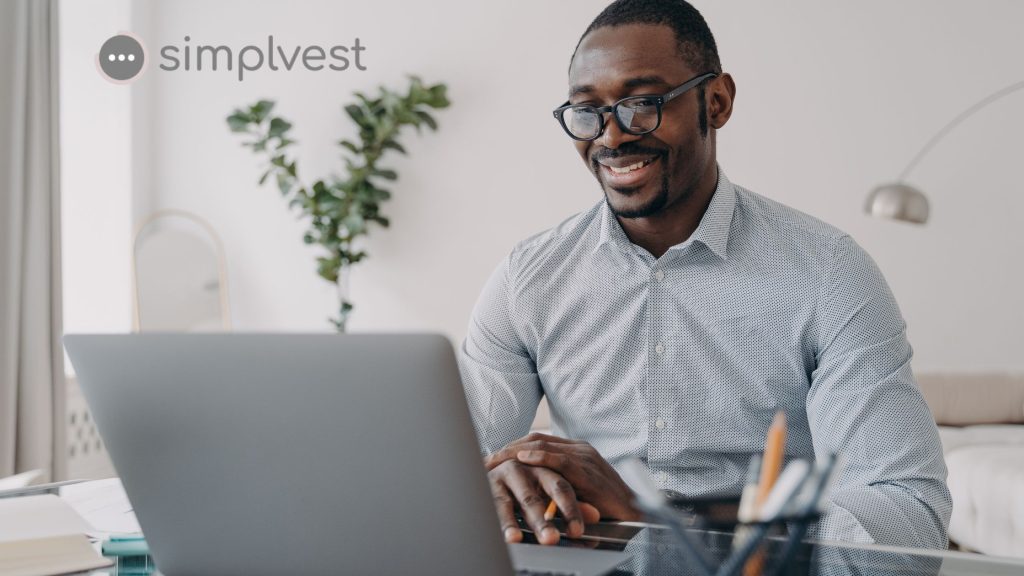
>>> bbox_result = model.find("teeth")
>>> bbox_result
[608,160,649,174]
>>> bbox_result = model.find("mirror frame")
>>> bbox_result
[131,209,232,332]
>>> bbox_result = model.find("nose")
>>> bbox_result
[598,113,643,150]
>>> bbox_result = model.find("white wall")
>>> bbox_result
[88,0,1024,371]
[60,0,134,339]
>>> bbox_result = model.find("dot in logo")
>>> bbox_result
[97,33,147,83]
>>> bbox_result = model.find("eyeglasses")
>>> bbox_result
[553,72,718,141]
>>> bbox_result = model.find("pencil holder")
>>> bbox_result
[638,496,820,576]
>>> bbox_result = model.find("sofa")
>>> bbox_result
[917,373,1024,558]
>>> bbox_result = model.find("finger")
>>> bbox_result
[485,443,542,471]
[516,449,571,472]
[487,440,576,471]
[579,502,602,524]
[520,432,583,445]
[484,451,510,471]
[534,468,585,539]
[485,435,581,471]
[489,475,522,543]
[502,464,560,545]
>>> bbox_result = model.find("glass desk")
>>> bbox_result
[81,522,1024,576]
[598,525,1024,576]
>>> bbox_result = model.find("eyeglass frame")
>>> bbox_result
[552,72,718,142]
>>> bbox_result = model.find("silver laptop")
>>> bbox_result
[64,333,630,576]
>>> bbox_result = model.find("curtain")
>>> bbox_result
[0,0,65,481]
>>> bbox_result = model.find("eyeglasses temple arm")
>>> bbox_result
[662,72,718,104]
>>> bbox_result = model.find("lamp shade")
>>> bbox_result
[864,183,930,224]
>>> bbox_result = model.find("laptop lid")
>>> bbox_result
[64,333,513,576]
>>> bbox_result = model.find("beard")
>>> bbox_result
[603,170,674,219]
[591,142,674,219]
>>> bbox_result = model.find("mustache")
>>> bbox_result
[590,143,667,166]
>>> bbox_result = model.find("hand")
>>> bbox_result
[485,433,642,522]
[488,459,601,546]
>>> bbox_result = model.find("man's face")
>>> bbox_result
[569,24,712,219]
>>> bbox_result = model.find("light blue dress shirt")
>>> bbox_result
[458,168,951,548]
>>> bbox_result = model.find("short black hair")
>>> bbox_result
[573,0,722,75]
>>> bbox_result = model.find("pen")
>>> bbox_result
[544,499,557,521]
[736,454,762,523]
[744,411,787,576]
[754,411,787,512]
[757,459,810,521]
[731,454,762,553]
[792,452,839,516]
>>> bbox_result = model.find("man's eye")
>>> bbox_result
[625,98,658,110]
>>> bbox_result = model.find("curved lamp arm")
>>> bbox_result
[867,79,1024,224]
[897,79,1024,182]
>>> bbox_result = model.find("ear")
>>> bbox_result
[706,73,736,130]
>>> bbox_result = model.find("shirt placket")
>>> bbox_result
[638,248,673,488]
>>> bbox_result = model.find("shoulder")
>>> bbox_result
[729,184,872,279]
[732,185,848,249]
[505,201,603,275]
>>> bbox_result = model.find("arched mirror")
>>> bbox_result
[132,210,231,332]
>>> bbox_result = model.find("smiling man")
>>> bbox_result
[457,0,950,549]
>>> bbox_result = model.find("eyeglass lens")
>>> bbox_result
[560,97,661,140]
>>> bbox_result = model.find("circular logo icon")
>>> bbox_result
[96,33,147,84]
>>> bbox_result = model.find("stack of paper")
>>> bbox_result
[0,495,112,576]
[0,469,45,491]
[60,477,140,536]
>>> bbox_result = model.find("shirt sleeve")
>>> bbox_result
[457,253,543,455]
[806,235,952,548]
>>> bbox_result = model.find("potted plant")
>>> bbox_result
[227,77,449,331]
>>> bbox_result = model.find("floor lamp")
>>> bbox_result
[864,79,1024,224]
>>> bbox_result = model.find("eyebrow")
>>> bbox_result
[568,75,671,99]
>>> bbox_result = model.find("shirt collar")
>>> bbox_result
[592,166,737,260]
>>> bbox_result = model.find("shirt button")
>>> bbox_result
[655,418,666,429]
[655,342,665,355]
[654,269,665,281]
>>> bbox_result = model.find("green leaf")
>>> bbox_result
[427,85,450,108]
[372,168,398,181]
[250,100,275,122]
[416,111,438,130]
[381,140,406,154]
[258,169,272,186]
[270,155,287,168]
[316,256,340,282]
[343,215,366,235]
[344,104,371,129]
[338,140,360,154]
[276,172,292,195]
[226,112,251,132]
[268,117,292,138]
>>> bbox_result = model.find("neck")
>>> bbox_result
[617,162,719,259]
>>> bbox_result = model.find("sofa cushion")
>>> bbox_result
[917,373,1024,426]
[938,424,1024,454]
[946,444,1024,558]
